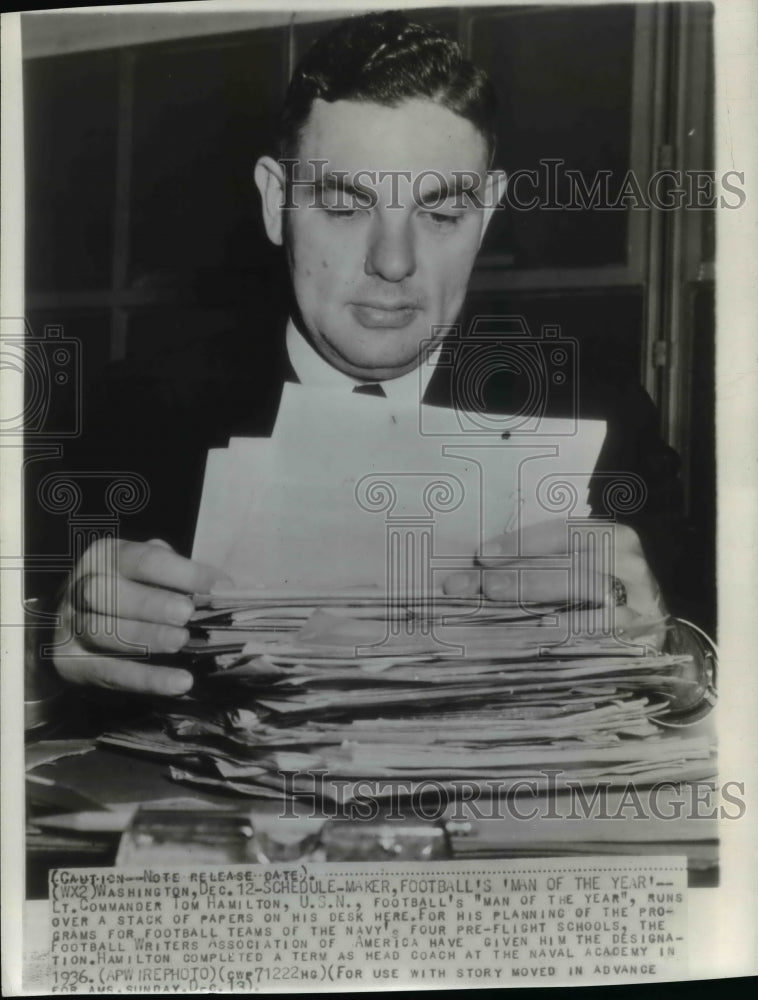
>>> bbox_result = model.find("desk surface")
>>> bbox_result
[26,738,719,897]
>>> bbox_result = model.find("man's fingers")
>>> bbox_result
[441,517,664,622]
[74,575,194,626]
[478,520,643,564]
[481,568,607,604]
[478,548,663,617]
[116,540,230,594]
[54,647,194,696]
[73,538,231,597]
[146,538,174,550]
[442,567,608,604]
[73,612,189,655]
[549,605,641,636]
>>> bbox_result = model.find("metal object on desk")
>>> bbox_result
[318,816,451,862]
[115,806,261,867]
[656,617,718,725]
[114,807,450,866]
[115,806,325,866]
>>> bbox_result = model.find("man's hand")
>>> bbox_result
[52,539,230,695]
[443,519,666,628]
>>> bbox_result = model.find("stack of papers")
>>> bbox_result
[99,386,716,810]
[99,597,715,803]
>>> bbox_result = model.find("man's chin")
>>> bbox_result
[325,333,434,380]
[334,352,425,381]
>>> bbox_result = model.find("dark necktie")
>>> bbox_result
[352,382,386,397]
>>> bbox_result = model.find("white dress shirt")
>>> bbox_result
[285,319,440,404]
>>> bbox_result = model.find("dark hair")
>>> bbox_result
[279,10,497,163]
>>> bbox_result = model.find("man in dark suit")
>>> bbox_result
[35,12,681,704]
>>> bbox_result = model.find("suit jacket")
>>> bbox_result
[26,318,689,614]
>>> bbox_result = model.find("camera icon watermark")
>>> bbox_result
[420,315,578,436]
[0,316,81,438]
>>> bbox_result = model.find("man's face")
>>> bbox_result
[257,98,501,380]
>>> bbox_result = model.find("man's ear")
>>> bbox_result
[254,156,286,246]
[478,169,508,247]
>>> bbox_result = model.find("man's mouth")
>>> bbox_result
[351,302,420,329]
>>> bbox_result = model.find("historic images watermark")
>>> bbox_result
[1,316,154,656]
[277,771,745,824]
[0,317,82,440]
[278,158,746,212]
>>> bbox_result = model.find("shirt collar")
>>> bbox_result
[285,319,440,404]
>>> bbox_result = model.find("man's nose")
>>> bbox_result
[364,214,417,282]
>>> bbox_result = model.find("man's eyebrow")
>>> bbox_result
[313,174,365,198]
[414,174,483,207]
[307,171,484,206]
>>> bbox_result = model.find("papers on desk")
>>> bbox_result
[100,384,715,819]
[193,383,606,589]
[101,601,715,802]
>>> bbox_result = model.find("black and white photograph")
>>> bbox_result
[1,0,756,993]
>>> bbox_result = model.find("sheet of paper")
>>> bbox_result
[203,384,606,590]
[193,439,271,567]
[192,448,230,566]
